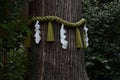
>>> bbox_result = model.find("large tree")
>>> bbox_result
[26,0,88,80]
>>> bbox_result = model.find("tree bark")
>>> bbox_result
[27,0,88,80]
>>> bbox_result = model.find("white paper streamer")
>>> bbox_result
[34,20,41,44]
[83,24,89,47]
[60,24,68,49]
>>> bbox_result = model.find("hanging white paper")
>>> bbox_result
[34,20,41,44]
[60,24,68,49]
[83,24,89,47]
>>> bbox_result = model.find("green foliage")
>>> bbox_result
[0,0,28,21]
[0,48,28,80]
[0,0,29,80]
[0,21,30,51]
[82,0,120,80]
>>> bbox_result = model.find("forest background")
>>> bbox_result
[0,0,120,80]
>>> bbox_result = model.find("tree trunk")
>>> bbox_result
[27,0,88,80]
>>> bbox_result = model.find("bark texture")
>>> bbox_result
[27,0,88,80]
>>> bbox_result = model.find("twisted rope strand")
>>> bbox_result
[28,16,87,28]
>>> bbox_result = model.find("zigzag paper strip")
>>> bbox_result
[34,20,41,44]
[83,24,89,47]
[60,24,68,49]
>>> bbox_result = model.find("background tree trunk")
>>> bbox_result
[27,0,88,80]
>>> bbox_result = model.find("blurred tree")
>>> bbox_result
[26,0,88,80]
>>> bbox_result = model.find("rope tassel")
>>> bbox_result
[75,28,83,48]
[24,33,31,48]
[47,22,55,42]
